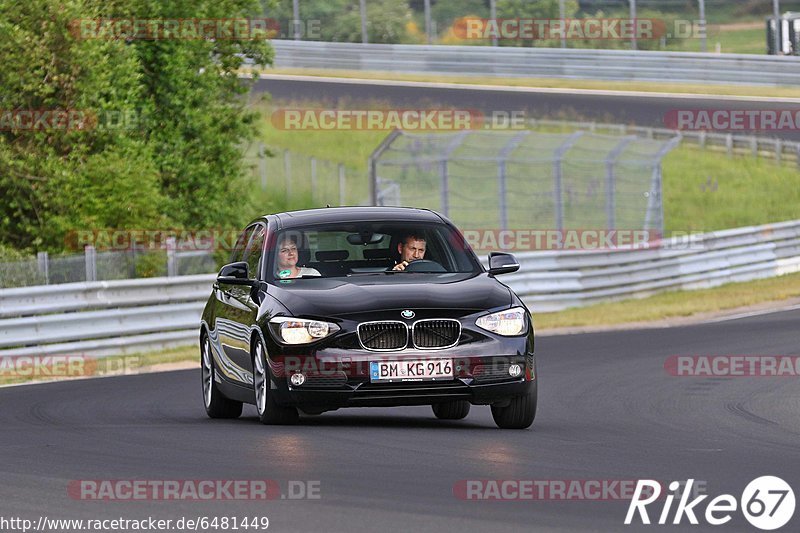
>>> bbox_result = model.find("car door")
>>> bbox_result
[212,225,255,386]
[228,222,267,378]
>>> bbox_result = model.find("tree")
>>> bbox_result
[0,0,273,252]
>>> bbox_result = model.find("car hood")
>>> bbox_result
[265,272,511,318]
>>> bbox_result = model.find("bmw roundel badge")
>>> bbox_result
[401,309,415,319]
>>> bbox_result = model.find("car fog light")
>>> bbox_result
[508,364,522,377]
[290,373,306,386]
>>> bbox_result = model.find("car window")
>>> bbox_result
[242,225,266,280]
[269,222,481,280]
[230,226,254,264]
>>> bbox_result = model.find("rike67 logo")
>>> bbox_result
[625,477,795,530]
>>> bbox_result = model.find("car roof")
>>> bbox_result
[268,206,444,230]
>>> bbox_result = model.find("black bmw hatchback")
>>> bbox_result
[200,207,537,429]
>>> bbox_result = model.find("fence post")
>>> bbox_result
[498,162,508,231]
[338,164,346,206]
[259,143,267,191]
[84,245,97,282]
[37,251,49,285]
[750,136,758,158]
[605,137,635,231]
[553,132,585,233]
[310,157,317,204]
[369,130,403,206]
[726,134,733,157]
[283,150,291,201]
[775,138,783,164]
[699,130,706,150]
[497,130,530,231]
[439,161,449,217]
[166,237,177,277]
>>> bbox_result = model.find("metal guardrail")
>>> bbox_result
[1,221,799,357]
[0,275,214,357]
[271,41,800,87]
[506,220,800,312]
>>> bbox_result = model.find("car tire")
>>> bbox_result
[201,333,243,419]
[491,382,537,429]
[253,338,299,425]
[432,400,470,420]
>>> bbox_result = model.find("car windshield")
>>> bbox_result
[268,221,481,280]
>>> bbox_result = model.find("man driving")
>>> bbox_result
[392,233,426,271]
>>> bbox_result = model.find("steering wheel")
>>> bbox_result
[401,259,447,273]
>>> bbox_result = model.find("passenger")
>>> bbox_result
[276,236,321,278]
[391,233,426,271]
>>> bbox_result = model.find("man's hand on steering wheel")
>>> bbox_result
[392,260,412,271]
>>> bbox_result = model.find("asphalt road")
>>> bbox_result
[253,76,800,141]
[1,308,798,532]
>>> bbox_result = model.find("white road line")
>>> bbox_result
[694,302,800,325]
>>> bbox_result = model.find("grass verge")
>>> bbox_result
[0,345,198,387]
[534,271,800,330]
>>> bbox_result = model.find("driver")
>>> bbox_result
[392,233,426,271]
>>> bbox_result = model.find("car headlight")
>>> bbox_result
[475,307,527,336]
[269,317,340,344]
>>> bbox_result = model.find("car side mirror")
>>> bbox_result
[217,261,255,285]
[488,252,520,276]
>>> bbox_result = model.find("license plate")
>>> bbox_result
[370,359,453,383]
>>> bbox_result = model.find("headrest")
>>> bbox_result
[363,248,391,260]
[315,250,349,262]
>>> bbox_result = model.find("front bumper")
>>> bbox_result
[268,353,536,409]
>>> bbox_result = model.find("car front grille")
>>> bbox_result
[412,319,461,349]
[357,321,408,351]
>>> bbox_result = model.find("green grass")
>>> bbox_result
[535,271,800,330]
[663,146,800,232]
[667,26,766,54]
[711,27,766,54]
